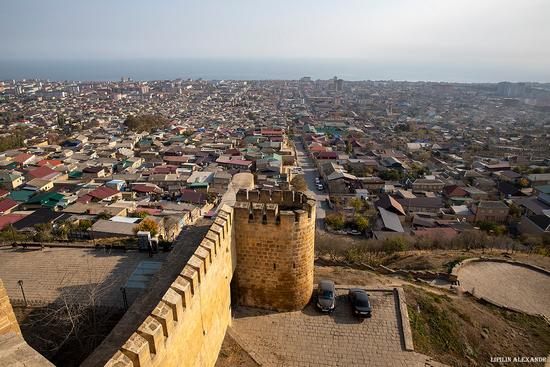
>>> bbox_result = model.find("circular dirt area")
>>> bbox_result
[457,261,550,318]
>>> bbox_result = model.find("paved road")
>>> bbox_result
[294,139,329,230]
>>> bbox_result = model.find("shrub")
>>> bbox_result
[382,236,409,253]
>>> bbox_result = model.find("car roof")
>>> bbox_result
[319,279,335,291]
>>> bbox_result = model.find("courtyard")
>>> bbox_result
[230,287,444,367]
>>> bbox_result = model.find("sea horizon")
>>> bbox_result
[1,58,549,84]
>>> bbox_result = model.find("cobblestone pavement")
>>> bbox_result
[231,288,444,367]
[457,261,550,318]
[0,246,168,307]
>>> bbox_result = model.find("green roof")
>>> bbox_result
[9,190,36,203]
[68,171,83,179]
[27,192,65,207]
[535,184,550,194]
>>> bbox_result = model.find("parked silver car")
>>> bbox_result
[316,279,336,312]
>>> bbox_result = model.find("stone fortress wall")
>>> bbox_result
[0,279,21,337]
[0,279,21,335]
[85,205,236,367]
[1,279,55,366]
[2,189,316,367]
[233,189,316,311]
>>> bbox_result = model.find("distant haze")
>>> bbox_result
[1,0,549,82]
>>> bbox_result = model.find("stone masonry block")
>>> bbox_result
[181,265,199,295]
[151,301,174,337]
[137,316,165,355]
[187,255,205,282]
[105,351,134,367]
[295,209,308,224]
[205,231,220,251]
[279,210,296,226]
[265,203,278,222]
[194,245,211,269]
[162,288,184,322]
[120,332,151,367]
[200,238,216,257]
[271,190,283,202]
[213,217,227,236]
[171,276,192,308]
[210,222,225,241]
[259,189,271,202]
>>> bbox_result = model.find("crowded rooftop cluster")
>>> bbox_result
[0,78,297,245]
[0,77,549,249]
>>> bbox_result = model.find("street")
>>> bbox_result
[294,138,329,231]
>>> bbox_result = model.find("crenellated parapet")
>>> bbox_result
[99,205,235,367]
[234,189,316,225]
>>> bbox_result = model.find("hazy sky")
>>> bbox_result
[1,0,549,79]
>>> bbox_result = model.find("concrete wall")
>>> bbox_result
[233,189,316,311]
[99,205,235,367]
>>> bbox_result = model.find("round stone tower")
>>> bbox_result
[233,189,316,311]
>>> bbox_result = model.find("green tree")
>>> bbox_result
[348,197,363,212]
[96,211,112,220]
[325,212,345,230]
[290,174,307,192]
[133,211,149,219]
[134,218,159,237]
[354,215,369,232]
[380,169,403,181]
[33,223,53,242]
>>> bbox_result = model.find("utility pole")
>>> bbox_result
[17,280,27,307]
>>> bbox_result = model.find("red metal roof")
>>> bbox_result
[27,166,58,179]
[37,159,62,167]
[87,186,119,200]
[0,213,26,230]
[0,198,19,213]
[13,153,34,164]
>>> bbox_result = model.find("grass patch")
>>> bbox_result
[406,287,463,356]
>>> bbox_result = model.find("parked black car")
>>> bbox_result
[316,279,336,312]
[348,288,372,317]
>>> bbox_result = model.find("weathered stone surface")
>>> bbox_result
[234,190,316,311]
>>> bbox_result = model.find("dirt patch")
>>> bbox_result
[386,249,550,273]
[314,265,400,287]
[215,333,259,367]
[457,261,550,318]
[405,285,550,366]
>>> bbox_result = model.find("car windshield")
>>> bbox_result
[355,293,370,307]
[321,290,334,299]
